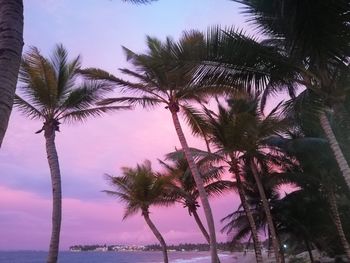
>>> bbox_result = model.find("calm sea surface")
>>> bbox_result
[0,251,235,263]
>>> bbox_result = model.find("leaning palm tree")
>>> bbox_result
[202,94,292,263]
[14,44,129,263]
[104,160,171,263]
[221,167,281,259]
[159,150,233,244]
[80,32,226,262]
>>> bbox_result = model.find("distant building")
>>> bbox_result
[94,245,108,252]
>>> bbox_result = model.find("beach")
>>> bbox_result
[0,251,257,263]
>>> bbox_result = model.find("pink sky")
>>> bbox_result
[0,0,265,250]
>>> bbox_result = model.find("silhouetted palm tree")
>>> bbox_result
[202,94,291,263]
[104,160,172,263]
[80,32,227,262]
[159,150,233,244]
[14,44,128,263]
[201,1,350,192]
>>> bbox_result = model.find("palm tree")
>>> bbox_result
[202,94,291,263]
[0,0,162,148]
[0,0,23,147]
[200,0,350,191]
[104,160,171,263]
[221,166,282,260]
[272,127,350,260]
[80,32,227,262]
[159,150,233,244]
[14,44,129,263]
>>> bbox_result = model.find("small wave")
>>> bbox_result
[172,255,211,263]
[146,253,232,263]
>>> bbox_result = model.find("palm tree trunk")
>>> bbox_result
[142,209,169,263]
[250,159,281,263]
[191,208,210,243]
[170,109,219,263]
[233,168,264,263]
[0,0,23,147]
[44,126,62,263]
[304,237,314,263]
[320,111,350,190]
[327,188,350,261]
[191,209,221,263]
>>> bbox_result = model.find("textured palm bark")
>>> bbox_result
[0,0,24,147]
[44,126,62,263]
[233,167,264,263]
[328,188,350,261]
[191,209,210,243]
[143,209,169,263]
[250,160,281,263]
[171,109,219,263]
[320,112,350,190]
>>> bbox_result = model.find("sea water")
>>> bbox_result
[0,251,235,263]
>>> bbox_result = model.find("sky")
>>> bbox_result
[0,0,259,251]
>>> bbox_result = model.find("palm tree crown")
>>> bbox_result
[160,150,233,214]
[104,160,172,219]
[15,44,128,131]
[80,31,225,113]
[104,160,172,263]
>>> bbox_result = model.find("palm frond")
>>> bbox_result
[18,46,58,109]
[78,68,120,82]
[181,104,209,138]
[13,95,43,120]
[50,43,81,97]
[204,180,235,197]
[59,81,113,112]
[97,96,163,108]
[60,106,131,123]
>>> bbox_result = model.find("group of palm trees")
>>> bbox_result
[4,1,350,263]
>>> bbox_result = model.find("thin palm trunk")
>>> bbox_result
[250,159,281,263]
[44,125,62,263]
[232,166,264,263]
[320,111,350,190]
[191,208,221,263]
[142,209,169,263]
[0,0,24,147]
[191,208,210,243]
[327,188,350,261]
[170,109,219,263]
[304,236,314,263]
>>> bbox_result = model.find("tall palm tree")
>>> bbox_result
[14,44,129,263]
[202,94,291,263]
[0,0,23,147]
[80,32,227,262]
[0,0,161,148]
[104,160,171,263]
[159,150,233,244]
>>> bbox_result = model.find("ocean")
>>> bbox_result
[0,251,239,263]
